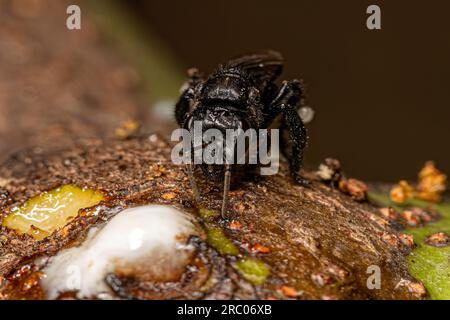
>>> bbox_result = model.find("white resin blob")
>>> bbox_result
[40,205,199,299]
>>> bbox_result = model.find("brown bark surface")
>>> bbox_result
[0,0,422,300]
[0,136,420,299]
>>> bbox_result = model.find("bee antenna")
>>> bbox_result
[221,164,232,219]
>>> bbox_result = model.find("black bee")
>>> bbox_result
[175,50,308,218]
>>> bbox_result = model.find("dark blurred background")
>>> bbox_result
[117,0,450,182]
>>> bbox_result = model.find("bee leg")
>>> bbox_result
[221,164,232,219]
[175,68,203,126]
[175,94,191,127]
[183,114,201,205]
[187,163,201,204]
[281,107,309,186]
[267,81,309,185]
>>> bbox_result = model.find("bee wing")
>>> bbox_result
[224,50,284,88]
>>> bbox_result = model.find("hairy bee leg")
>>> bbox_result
[175,94,191,127]
[175,68,203,126]
[267,81,309,185]
[187,163,201,204]
[280,105,309,185]
[221,164,232,219]
[267,80,301,111]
